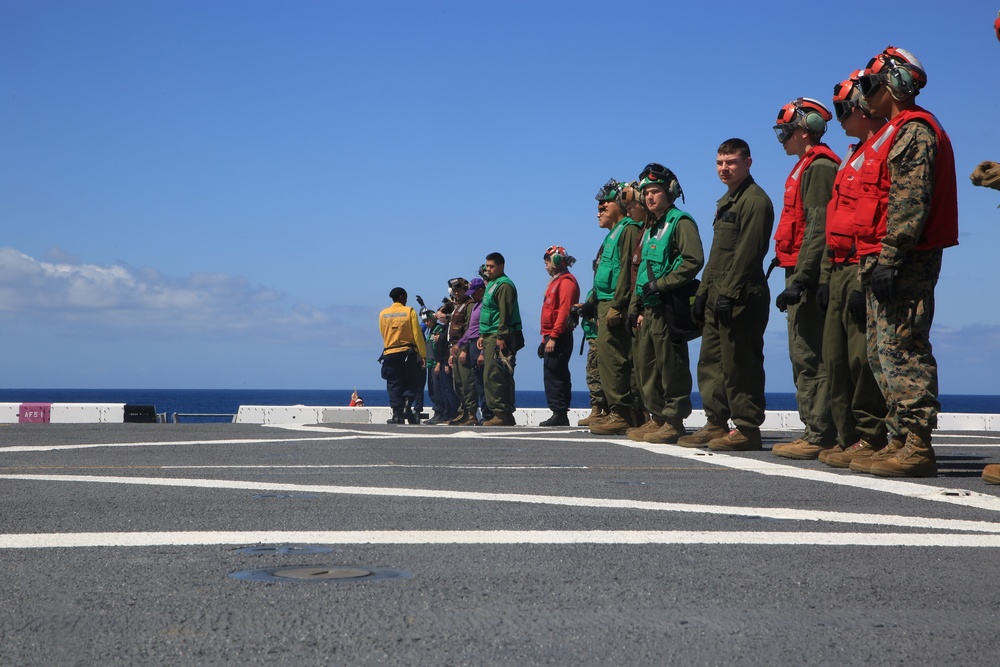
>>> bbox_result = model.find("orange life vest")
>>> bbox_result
[773,144,841,267]
[845,107,958,258]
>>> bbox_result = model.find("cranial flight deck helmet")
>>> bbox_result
[596,178,641,213]
[858,46,927,100]
[832,70,872,121]
[773,97,832,143]
[637,163,684,203]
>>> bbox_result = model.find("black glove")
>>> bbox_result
[715,295,734,327]
[691,294,707,326]
[537,341,546,359]
[870,263,897,303]
[847,290,866,327]
[816,284,830,312]
[775,281,806,313]
[579,301,597,320]
[627,313,639,331]
[641,280,660,301]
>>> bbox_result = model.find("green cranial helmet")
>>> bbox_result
[596,178,623,203]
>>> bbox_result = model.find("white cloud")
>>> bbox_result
[0,247,369,343]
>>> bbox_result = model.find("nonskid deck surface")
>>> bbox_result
[1,422,998,665]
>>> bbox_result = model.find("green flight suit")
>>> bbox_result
[696,176,774,430]
[782,156,838,445]
[630,207,704,422]
[592,217,641,415]
[479,274,522,416]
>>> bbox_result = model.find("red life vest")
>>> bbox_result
[848,106,959,258]
[540,271,580,338]
[773,144,841,267]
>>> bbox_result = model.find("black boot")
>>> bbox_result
[539,412,569,427]
[387,409,404,424]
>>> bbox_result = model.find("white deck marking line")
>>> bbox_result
[0,433,398,453]
[269,426,1000,512]
[3,473,1000,534]
[601,439,1000,512]
[2,530,1000,550]
[162,464,587,470]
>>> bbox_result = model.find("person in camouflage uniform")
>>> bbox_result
[577,286,608,426]
[851,47,958,478]
[971,160,1000,484]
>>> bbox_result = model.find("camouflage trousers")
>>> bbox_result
[863,250,942,438]
[585,338,607,411]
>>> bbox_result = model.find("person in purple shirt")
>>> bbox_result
[455,277,492,423]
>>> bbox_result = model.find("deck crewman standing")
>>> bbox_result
[378,287,427,424]
[587,180,643,436]
[538,245,580,426]
[627,164,704,445]
[819,72,890,470]
[680,139,774,451]
[851,46,959,478]
[478,252,523,426]
[770,98,841,460]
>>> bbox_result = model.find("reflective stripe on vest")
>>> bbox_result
[634,207,691,307]
[479,274,522,335]
[849,107,959,257]
[593,217,640,300]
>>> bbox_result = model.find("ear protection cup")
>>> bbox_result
[802,111,827,135]
[665,175,683,202]
[546,245,567,267]
[887,63,915,97]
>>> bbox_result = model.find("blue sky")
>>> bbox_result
[2,0,999,394]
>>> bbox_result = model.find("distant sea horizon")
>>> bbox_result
[1,388,998,420]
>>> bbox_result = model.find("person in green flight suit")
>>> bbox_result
[680,138,774,451]
[627,163,704,445]
[587,179,643,436]
[477,251,523,426]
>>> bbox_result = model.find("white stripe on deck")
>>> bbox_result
[1,530,999,549]
[2,473,999,534]
[269,425,1000,513]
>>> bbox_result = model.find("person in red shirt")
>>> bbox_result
[539,245,581,426]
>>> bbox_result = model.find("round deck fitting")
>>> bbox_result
[229,565,411,583]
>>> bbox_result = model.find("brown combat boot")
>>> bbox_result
[818,444,844,464]
[771,438,833,460]
[983,465,1000,485]
[453,412,480,426]
[577,406,607,427]
[644,419,686,444]
[677,421,729,448]
[825,437,885,469]
[482,412,516,427]
[870,431,937,478]
[850,435,904,474]
[627,418,664,442]
[707,427,763,451]
[589,409,631,436]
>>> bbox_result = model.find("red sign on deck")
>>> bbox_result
[18,403,51,423]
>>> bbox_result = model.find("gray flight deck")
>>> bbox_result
[1,421,999,665]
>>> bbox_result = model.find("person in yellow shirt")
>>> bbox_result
[379,287,427,424]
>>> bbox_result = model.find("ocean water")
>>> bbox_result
[0,388,997,421]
